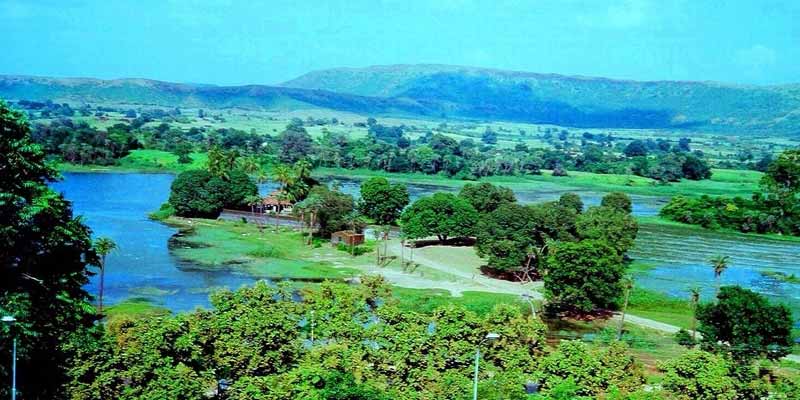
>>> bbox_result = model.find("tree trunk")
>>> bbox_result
[617,283,632,340]
[98,257,106,313]
[691,299,698,342]
[383,230,389,265]
[400,239,405,268]
[308,212,316,246]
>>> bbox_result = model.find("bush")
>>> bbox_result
[168,169,257,218]
[544,240,625,313]
[148,202,176,221]
[674,329,696,348]
[336,242,372,256]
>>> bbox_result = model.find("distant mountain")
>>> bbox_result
[3,66,800,133]
[0,75,431,116]
[283,64,800,133]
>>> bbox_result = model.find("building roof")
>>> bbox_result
[262,191,293,206]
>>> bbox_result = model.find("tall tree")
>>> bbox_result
[400,193,478,243]
[458,182,516,214]
[696,286,794,361]
[93,237,117,313]
[710,255,729,296]
[358,177,410,225]
[576,206,638,255]
[690,287,701,342]
[272,164,295,191]
[544,240,625,313]
[0,101,99,398]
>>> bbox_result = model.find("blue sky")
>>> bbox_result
[2,0,798,86]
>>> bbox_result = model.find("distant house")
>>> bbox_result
[261,191,293,214]
[331,230,365,247]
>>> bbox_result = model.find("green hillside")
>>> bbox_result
[284,64,800,133]
[4,66,800,133]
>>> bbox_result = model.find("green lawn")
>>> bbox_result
[104,297,171,325]
[391,287,526,316]
[626,287,694,329]
[59,149,208,173]
[167,218,362,280]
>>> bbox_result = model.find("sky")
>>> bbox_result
[1,0,799,86]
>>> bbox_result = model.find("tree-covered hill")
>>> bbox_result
[283,64,800,133]
[0,75,429,116]
[4,64,800,132]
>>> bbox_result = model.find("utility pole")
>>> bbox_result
[2,316,17,400]
[473,333,500,400]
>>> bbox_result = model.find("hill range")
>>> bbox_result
[3,64,800,133]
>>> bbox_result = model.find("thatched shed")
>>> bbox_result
[331,230,364,246]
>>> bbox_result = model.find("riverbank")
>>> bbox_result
[57,149,207,174]
[57,149,761,199]
[315,166,762,198]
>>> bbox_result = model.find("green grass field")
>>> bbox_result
[59,149,208,173]
[104,297,171,324]
[316,166,762,198]
[168,218,362,280]
[626,288,694,329]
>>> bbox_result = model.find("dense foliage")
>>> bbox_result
[0,101,100,399]
[473,192,637,313]
[458,182,516,214]
[168,169,257,218]
[358,177,409,225]
[660,149,800,235]
[32,119,142,165]
[65,277,662,400]
[400,193,479,242]
[25,106,721,184]
[544,240,626,313]
[696,286,794,361]
[302,185,357,238]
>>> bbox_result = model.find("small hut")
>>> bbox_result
[331,230,365,247]
[261,191,293,214]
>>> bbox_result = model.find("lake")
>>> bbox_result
[53,172,799,319]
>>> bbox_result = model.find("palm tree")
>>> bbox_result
[272,164,295,191]
[245,195,263,228]
[93,237,117,313]
[294,159,313,182]
[207,146,237,178]
[255,168,269,185]
[276,190,295,230]
[710,255,730,296]
[237,156,261,175]
[690,287,701,342]
[302,195,322,246]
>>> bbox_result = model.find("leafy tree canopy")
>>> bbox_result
[400,193,478,242]
[0,101,99,399]
[358,177,409,225]
[544,240,625,313]
[696,285,794,361]
[601,192,633,214]
[576,206,638,255]
[459,182,516,214]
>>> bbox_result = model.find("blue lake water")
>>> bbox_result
[51,173,259,312]
[53,172,798,320]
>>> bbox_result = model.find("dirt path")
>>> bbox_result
[384,240,541,298]
[612,313,800,363]
[611,313,689,335]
